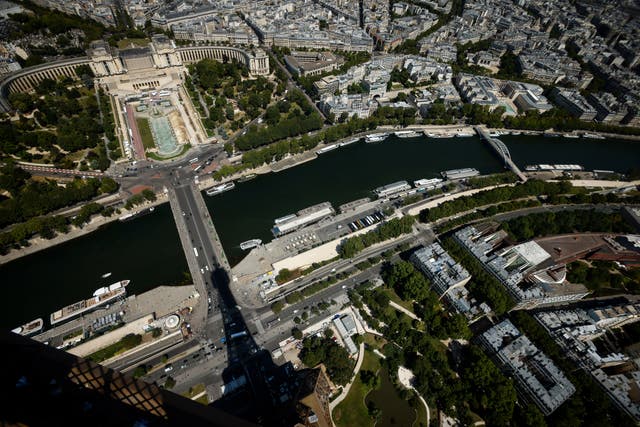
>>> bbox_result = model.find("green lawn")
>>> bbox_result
[182,383,206,399]
[333,349,380,427]
[117,38,149,49]
[381,287,416,313]
[363,333,386,350]
[136,118,155,150]
[413,394,430,427]
[86,333,142,363]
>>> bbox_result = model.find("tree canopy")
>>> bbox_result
[299,336,353,385]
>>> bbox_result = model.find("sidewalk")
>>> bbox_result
[389,301,418,320]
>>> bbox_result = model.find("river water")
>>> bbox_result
[1,135,639,328]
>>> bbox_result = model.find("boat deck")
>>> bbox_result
[51,288,126,324]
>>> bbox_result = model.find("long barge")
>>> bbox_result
[12,318,44,336]
[240,239,262,250]
[365,133,389,143]
[50,280,130,325]
[206,182,235,196]
[316,144,339,154]
[525,164,584,172]
[340,138,360,146]
[119,206,155,222]
[394,130,421,138]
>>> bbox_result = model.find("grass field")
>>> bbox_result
[182,383,206,399]
[363,333,386,350]
[86,333,142,363]
[117,38,149,49]
[333,349,381,427]
[136,117,155,150]
[413,394,430,427]
[381,287,416,313]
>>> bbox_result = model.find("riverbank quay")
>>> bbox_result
[486,127,640,142]
[200,122,640,190]
[198,125,479,187]
[30,284,197,350]
[3,127,640,271]
[0,193,169,265]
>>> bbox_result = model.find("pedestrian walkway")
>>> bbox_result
[389,301,418,320]
[329,342,365,414]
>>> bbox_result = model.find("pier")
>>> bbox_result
[475,126,527,182]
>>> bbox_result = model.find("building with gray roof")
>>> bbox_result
[478,320,575,415]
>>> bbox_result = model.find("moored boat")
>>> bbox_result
[340,138,360,146]
[238,173,257,182]
[11,318,44,336]
[50,280,130,325]
[119,206,155,222]
[365,133,389,143]
[316,144,339,154]
[394,130,421,138]
[240,239,262,250]
[582,133,605,139]
[206,182,235,196]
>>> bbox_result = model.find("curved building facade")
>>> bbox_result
[0,39,269,111]
[177,46,269,76]
[0,57,91,111]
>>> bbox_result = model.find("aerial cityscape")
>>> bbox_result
[1,0,640,426]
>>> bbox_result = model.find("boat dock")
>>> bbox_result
[475,126,527,182]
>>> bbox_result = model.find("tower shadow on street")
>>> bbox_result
[207,267,300,426]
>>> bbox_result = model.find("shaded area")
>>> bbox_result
[208,266,302,426]
[0,331,256,427]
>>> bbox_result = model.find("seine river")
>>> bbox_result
[1,135,639,328]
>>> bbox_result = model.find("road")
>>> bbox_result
[170,177,222,335]
[262,224,435,304]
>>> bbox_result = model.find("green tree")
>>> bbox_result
[299,336,353,385]
[132,365,147,378]
[99,177,119,194]
[164,376,176,389]
[271,300,285,314]
[141,189,156,201]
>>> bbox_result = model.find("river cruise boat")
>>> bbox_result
[50,280,130,325]
[394,130,421,138]
[240,239,262,250]
[582,133,605,139]
[441,168,480,180]
[340,138,360,146]
[414,178,443,190]
[316,144,339,154]
[12,318,44,336]
[206,182,235,196]
[524,164,584,172]
[119,206,155,222]
[238,173,257,182]
[365,133,389,143]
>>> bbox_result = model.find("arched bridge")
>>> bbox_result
[492,137,511,161]
[474,126,527,182]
